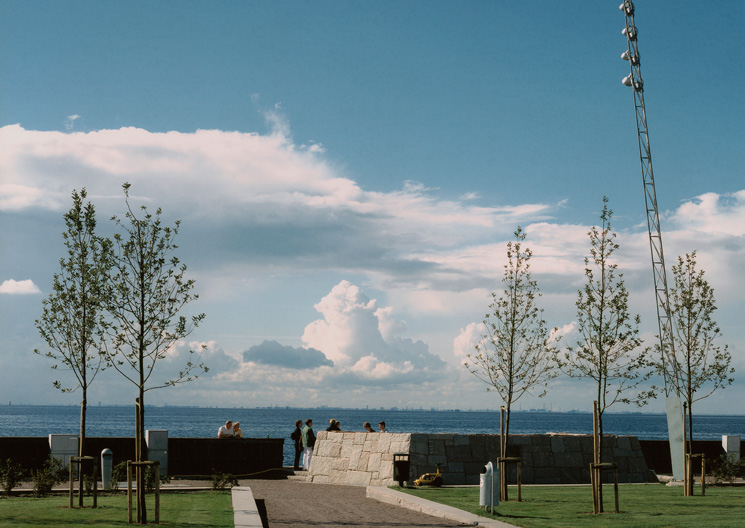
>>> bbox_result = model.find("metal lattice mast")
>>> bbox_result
[619,1,676,396]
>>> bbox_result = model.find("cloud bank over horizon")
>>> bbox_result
[1,123,743,411]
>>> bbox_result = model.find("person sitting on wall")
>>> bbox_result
[218,420,233,438]
[363,422,375,432]
[378,421,389,433]
[233,422,244,438]
[326,419,341,432]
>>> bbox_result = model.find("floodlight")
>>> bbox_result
[622,75,633,87]
[621,50,640,65]
[622,26,637,40]
[619,2,635,15]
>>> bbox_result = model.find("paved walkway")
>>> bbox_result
[234,479,516,528]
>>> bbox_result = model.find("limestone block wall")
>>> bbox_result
[308,431,411,486]
[308,432,656,486]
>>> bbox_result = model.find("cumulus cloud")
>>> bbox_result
[453,322,485,364]
[243,340,333,370]
[302,280,447,385]
[0,279,41,295]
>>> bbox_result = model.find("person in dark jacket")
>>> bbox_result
[291,420,303,470]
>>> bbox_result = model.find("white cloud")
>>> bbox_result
[0,279,41,295]
[65,114,81,131]
[453,322,485,364]
[301,280,446,385]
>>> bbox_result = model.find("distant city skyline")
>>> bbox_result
[1,1,743,414]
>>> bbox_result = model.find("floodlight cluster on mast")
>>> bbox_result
[619,0,676,396]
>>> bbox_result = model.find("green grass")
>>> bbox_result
[0,491,233,527]
[398,484,745,528]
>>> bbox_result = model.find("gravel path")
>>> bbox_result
[242,479,470,528]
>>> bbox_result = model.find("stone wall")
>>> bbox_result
[308,432,657,486]
[308,431,411,486]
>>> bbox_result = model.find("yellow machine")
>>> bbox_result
[414,463,443,487]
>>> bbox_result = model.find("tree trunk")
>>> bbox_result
[79,395,86,457]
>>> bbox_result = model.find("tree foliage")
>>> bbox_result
[34,188,110,456]
[103,183,206,396]
[558,197,654,454]
[659,251,733,449]
[465,227,558,444]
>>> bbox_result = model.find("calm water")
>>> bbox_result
[2,405,743,465]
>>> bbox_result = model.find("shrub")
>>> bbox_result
[32,456,68,497]
[211,472,238,490]
[0,458,26,497]
[108,461,169,492]
[109,461,128,491]
[144,464,170,493]
[711,453,744,484]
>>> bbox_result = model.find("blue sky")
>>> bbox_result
[1,1,743,418]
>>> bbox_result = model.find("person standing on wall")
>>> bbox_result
[301,418,315,470]
[291,420,303,470]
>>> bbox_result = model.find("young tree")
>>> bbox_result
[34,189,111,457]
[661,251,733,455]
[558,197,654,458]
[465,227,558,452]
[103,183,206,522]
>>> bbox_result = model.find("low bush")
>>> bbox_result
[32,456,68,497]
[711,453,744,484]
[0,458,26,497]
[211,472,238,490]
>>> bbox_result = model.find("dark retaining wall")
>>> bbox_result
[639,439,744,474]
[0,437,284,478]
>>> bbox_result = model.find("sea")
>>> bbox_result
[2,405,743,466]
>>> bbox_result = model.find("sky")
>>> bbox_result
[1,1,743,417]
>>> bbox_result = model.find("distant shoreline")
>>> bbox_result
[3,402,743,417]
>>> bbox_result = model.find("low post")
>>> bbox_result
[686,454,706,497]
[154,461,161,524]
[127,460,161,525]
[589,463,597,514]
[591,463,619,515]
[613,466,619,514]
[516,459,522,502]
[69,456,96,509]
[127,461,133,524]
[701,455,706,496]
[496,457,522,502]
[92,460,98,508]
[69,462,74,509]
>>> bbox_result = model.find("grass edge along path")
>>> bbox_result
[0,491,234,528]
[397,483,745,528]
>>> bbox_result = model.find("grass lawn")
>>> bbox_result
[0,491,233,527]
[398,484,745,528]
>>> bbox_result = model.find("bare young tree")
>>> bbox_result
[103,183,206,523]
[558,197,654,458]
[34,188,111,457]
[660,251,733,454]
[465,227,558,450]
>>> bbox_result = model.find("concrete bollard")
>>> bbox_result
[101,448,113,488]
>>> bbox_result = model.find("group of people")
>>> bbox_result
[290,419,389,470]
[217,420,244,438]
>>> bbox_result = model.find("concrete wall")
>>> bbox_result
[308,432,658,486]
